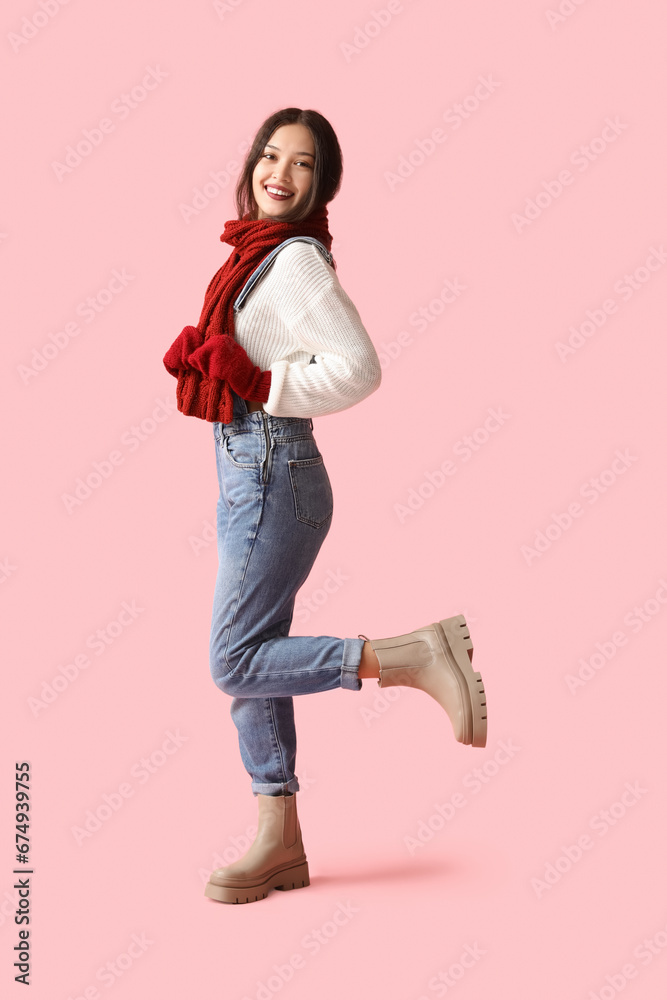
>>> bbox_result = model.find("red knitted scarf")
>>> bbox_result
[176,203,334,424]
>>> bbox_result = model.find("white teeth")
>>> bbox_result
[266,186,292,197]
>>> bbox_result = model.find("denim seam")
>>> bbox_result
[266,697,289,787]
[227,665,346,680]
[221,484,265,678]
[342,637,364,691]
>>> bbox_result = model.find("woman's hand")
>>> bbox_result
[188,336,272,403]
[163,325,205,377]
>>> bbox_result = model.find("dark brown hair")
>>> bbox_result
[235,108,343,223]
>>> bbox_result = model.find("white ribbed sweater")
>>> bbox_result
[232,241,382,418]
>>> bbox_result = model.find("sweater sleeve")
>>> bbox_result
[264,277,382,418]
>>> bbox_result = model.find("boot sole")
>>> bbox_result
[435,615,487,748]
[204,860,310,904]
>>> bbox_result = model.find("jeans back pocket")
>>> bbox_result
[288,456,334,528]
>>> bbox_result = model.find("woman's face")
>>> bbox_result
[252,123,316,220]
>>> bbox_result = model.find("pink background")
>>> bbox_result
[3,1,667,997]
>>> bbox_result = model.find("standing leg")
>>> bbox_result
[211,433,303,795]
[210,411,364,798]
[230,695,298,796]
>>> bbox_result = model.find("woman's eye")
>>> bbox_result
[262,153,311,167]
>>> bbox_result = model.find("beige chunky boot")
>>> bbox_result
[359,614,487,747]
[204,792,309,904]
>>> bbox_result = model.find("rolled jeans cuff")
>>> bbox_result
[341,637,364,691]
[251,776,300,796]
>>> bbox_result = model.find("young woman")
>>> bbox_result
[163,107,487,905]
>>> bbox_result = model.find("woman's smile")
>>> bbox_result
[264,184,294,200]
[252,122,315,219]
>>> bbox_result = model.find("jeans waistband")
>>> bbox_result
[218,390,314,433]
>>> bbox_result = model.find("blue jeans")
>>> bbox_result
[210,390,365,796]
